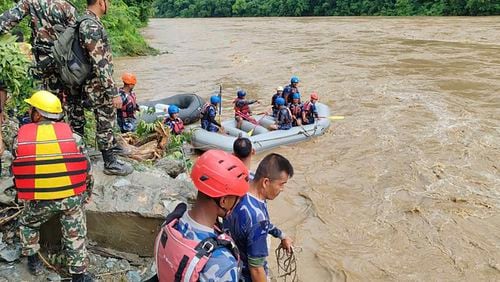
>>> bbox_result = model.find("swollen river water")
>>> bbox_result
[115,17,500,281]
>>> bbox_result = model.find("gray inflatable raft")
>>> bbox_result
[191,103,331,153]
[138,93,205,124]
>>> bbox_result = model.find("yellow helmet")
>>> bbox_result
[25,90,63,119]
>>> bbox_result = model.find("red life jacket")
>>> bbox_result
[154,203,240,282]
[200,103,215,120]
[165,117,185,135]
[289,103,303,117]
[12,122,89,200]
[120,89,138,119]
[233,98,250,115]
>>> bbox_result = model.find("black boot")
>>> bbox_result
[72,273,94,282]
[27,254,44,276]
[102,150,133,176]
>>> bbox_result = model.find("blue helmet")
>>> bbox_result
[275,97,285,106]
[168,105,180,115]
[237,90,246,98]
[290,76,300,84]
[210,95,220,104]
[292,92,301,100]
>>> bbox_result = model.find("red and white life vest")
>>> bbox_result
[154,203,240,282]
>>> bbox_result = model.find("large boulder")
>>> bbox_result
[40,159,196,256]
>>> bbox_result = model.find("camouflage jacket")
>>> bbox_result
[0,0,76,61]
[79,10,118,99]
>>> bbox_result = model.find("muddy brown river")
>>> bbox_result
[115,17,500,281]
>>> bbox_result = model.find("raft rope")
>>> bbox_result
[275,246,298,282]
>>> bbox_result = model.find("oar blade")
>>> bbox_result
[328,116,345,120]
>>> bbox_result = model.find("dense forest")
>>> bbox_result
[0,0,156,56]
[154,0,500,17]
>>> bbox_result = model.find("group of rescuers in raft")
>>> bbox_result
[117,74,321,135]
[0,0,311,279]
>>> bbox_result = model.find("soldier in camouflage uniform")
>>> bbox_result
[69,0,132,176]
[12,91,93,282]
[0,0,77,94]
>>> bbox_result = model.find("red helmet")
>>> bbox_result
[121,73,137,85]
[310,92,319,100]
[191,150,249,198]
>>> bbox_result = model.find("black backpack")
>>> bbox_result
[52,15,96,89]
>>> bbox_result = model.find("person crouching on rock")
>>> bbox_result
[164,105,184,135]
[117,73,139,133]
[153,150,249,281]
[12,91,93,282]
[233,90,258,129]
[269,97,293,130]
[200,95,224,133]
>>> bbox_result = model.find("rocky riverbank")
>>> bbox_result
[0,151,196,281]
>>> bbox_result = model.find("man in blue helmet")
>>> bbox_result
[164,105,184,135]
[234,89,259,129]
[283,76,300,104]
[200,95,224,132]
[288,92,303,126]
[269,97,292,130]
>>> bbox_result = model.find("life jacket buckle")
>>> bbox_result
[201,241,215,253]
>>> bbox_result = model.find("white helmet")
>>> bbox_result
[277,86,284,91]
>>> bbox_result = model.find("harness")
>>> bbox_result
[289,103,303,117]
[154,203,240,282]
[233,98,250,115]
[12,122,89,200]
[302,101,316,121]
[119,89,138,119]
[200,103,216,120]
[278,107,293,125]
[165,117,185,135]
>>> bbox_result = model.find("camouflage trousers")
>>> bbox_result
[18,194,88,274]
[66,89,117,151]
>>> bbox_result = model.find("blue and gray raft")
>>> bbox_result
[191,103,331,153]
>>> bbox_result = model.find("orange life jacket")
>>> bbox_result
[12,122,89,200]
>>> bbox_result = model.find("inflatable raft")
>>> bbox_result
[191,103,331,153]
[138,93,205,124]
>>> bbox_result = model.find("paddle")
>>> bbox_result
[319,115,345,120]
[217,84,222,124]
[248,113,268,136]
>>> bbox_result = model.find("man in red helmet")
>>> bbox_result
[154,150,249,282]
[302,92,319,125]
[117,73,139,133]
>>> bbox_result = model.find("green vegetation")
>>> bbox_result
[0,35,36,114]
[154,0,500,17]
[0,0,156,56]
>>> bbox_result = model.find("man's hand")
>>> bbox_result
[112,96,122,109]
[0,140,4,155]
[280,237,294,254]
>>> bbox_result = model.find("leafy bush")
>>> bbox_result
[0,35,36,114]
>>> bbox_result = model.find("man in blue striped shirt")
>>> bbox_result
[224,153,294,281]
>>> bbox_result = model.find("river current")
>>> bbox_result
[115,17,500,281]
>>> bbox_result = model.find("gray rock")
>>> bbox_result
[126,271,141,282]
[0,244,21,262]
[113,178,132,188]
[40,160,196,256]
[156,157,185,178]
[47,272,62,281]
[105,258,117,269]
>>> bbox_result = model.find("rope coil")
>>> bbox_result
[275,246,298,282]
